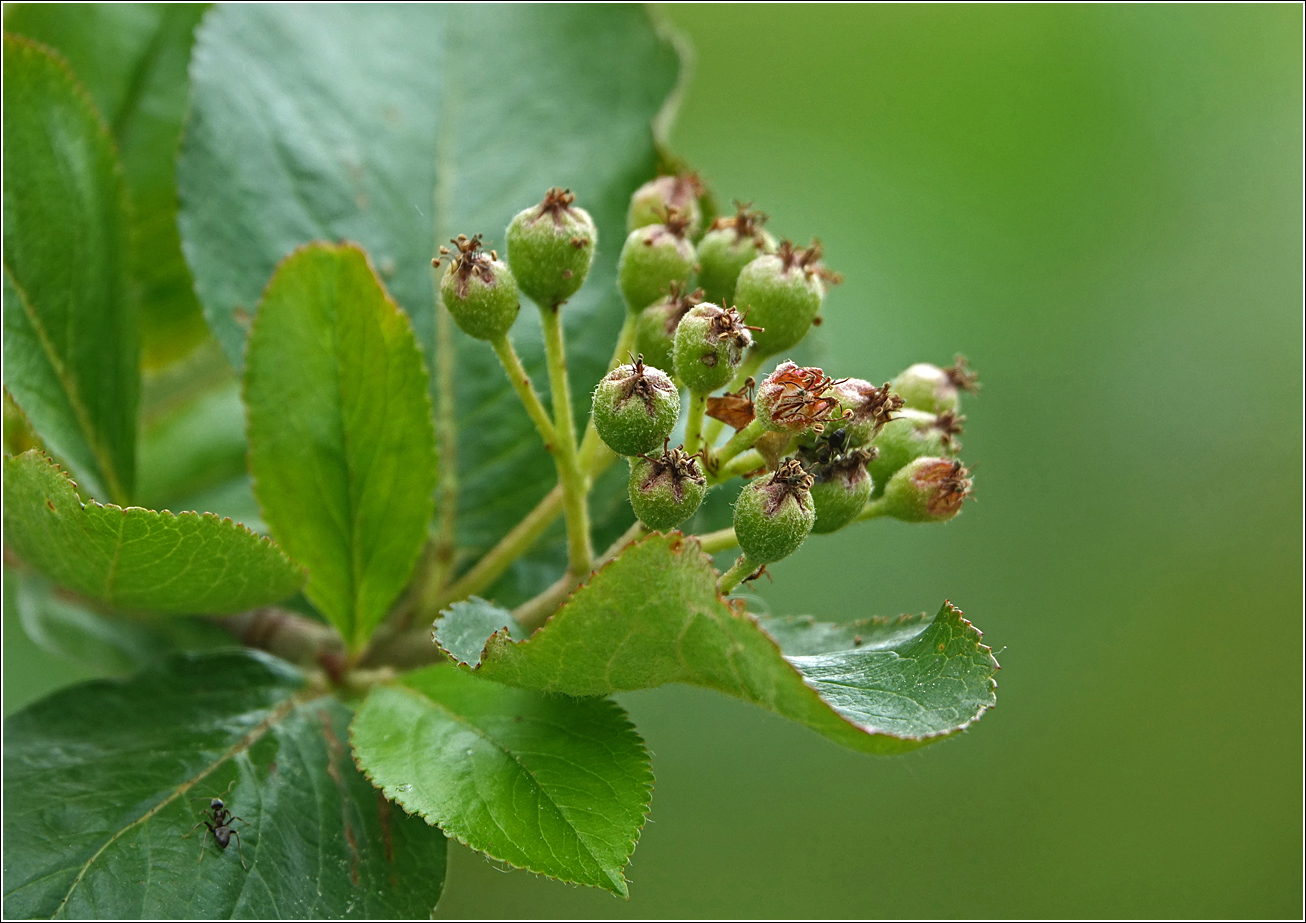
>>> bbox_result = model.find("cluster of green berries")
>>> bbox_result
[436,178,981,593]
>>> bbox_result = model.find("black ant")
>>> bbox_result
[186,780,248,869]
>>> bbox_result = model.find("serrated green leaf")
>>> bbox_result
[2,35,138,504]
[7,568,237,677]
[177,4,680,569]
[2,651,446,919]
[439,534,999,754]
[2,450,303,615]
[434,597,526,666]
[350,666,651,897]
[244,243,436,649]
[5,3,212,366]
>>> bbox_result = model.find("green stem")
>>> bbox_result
[684,391,708,456]
[578,310,639,466]
[856,497,890,521]
[490,335,557,448]
[715,418,767,471]
[513,519,647,633]
[708,449,764,485]
[717,553,758,595]
[538,305,592,577]
[696,527,739,555]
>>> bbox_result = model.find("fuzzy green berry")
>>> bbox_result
[506,187,597,308]
[635,282,702,373]
[734,240,838,357]
[825,378,904,446]
[628,443,708,531]
[753,361,840,433]
[617,214,696,312]
[696,203,777,305]
[733,458,816,564]
[809,447,874,534]
[672,303,755,394]
[435,235,520,341]
[881,457,973,522]
[867,409,963,496]
[591,357,680,456]
[627,173,704,237]
[892,356,979,415]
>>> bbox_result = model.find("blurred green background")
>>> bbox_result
[5,3,1300,918]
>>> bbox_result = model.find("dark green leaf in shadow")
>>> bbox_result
[1,651,447,919]
[244,243,436,649]
[438,534,999,754]
[2,36,138,504]
[2,450,303,615]
[350,666,651,897]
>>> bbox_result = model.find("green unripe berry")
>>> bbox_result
[627,174,704,237]
[826,378,904,446]
[867,408,963,496]
[696,203,777,305]
[892,356,980,415]
[617,216,696,312]
[627,444,708,532]
[733,458,816,564]
[753,361,840,433]
[436,235,520,341]
[672,303,754,394]
[591,357,680,456]
[809,448,874,534]
[506,187,597,307]
[635,282,702,374]
[881,457,973,522]
[734,240,837,357]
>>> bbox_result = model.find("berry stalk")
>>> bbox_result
[538,305,593,577]
[714,417,766,471]
[717,553,760,595]
[683,391,708,456]
[490,335,558,448]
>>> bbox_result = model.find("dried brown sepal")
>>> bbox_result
[433,233,497,298]
[616,354,675,416]
[918,459,975,518]
[945,355,981,394]
[775,238,843,286]
[709,200,771,246]
[659,281,705,336]
[636,439,707,504]
[933,409,967,451]
[760,458,816,516]
[760,363,843,431]
[535,187,578,225]
[844,380,905,439]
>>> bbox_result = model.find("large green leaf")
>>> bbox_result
[244,243,436,649]
[5,3,211,366]
[2,450,303,615]
[2,36,138,504]
[2,651,446,919]
[177,4,681,564]
[350,666,651,897]
[439,534,999,754]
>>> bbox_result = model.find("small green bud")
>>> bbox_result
[826,378,904,446]
[808,447,875,534]
[696,202,777,305]
[734,240,840,357]
[616,213,696,312]
[627,442,708,531]
[753,361,840,433]
[435,234,520,340]
[733,458,816,564]
[506,187,597,307]
[881,457,974,522]
[592,356,680,456]
[892,356,980,414]
[627,173,704,237]
[867,408,964,495]
[635,282,703,373]
[672,303,755,394]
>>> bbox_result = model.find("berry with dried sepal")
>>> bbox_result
[733,458,816,563]
[866,408,962,495]
[591,356,680,456]
[808,446,875,534]
[617,211,696,313]
[434,235,519,340]
[734,239,840,357]
[628,173,704,237]
[636,282,703,373]
[892,356,980,415]
[506,187,597,308]
[628,442,708,531]
[753,361,842,433]
[880,457,974,522]
[672,303,757,394]
[825,378,904,446]
[696,202,777,305]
